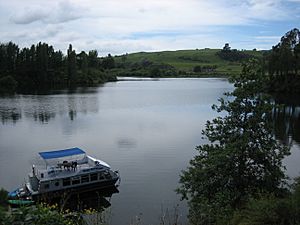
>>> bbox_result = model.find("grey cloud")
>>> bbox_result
[11,7,48,24]
[51,1,83,23]
[10,0,86,25]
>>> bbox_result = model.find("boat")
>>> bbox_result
[8,199,35,207]
[8,147,120,202]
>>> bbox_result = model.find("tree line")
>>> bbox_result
[216,43,254,62]
[0,42,116,93]
[264,28,300,92]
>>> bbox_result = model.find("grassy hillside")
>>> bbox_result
[114,48,263,77]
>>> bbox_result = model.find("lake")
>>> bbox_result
[0,78,299,225]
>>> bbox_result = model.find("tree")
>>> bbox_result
[177,59,290,224]
[0,41,116,91]
[88,50,98,68]
[217,43,251,62]
[102,54,115,69]
[223,43,231,51]
[67,44,77,83]
[36,42,49,85]
[268,28,300,76]
[77,51,88,75]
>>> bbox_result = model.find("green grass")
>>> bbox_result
[114,48,263,76]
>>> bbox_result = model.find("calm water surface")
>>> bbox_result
[0,78,299,225]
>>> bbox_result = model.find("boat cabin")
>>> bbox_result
[27,147,119,195]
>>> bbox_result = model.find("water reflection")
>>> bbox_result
[0,108,22,124]
[1,79,299,225]
[272,94,300,146]
[42,186,119,212]
[0,87,100,124]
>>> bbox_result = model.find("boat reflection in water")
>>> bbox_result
[47,186,119,212]
[9,184,119,218]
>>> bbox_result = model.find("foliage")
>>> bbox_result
[216,44,253,62]
[0,41,116,92]
[0,75,17,93]
[67,44,77,84]
[264,28,300,92]
[231,178,300,225]
[115,58,177,77]
[266,28,300,77]
[102,54,115,69]
[193,65,217,73]
[0,203,83,225]
[177,59,290,225]
[0,188,8,208]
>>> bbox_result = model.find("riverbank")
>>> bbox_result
[113,48,263,78]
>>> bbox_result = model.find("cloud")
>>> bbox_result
[255,36,281,42]
[10,0,86,24]
[11,7,48,24]
[1,0,298,54]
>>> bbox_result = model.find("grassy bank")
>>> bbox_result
[114,48,263,77]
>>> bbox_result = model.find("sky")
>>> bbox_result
[0,0,299,56]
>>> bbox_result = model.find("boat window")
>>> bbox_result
[81,175,89,183]
[90,173,98,181]
[54,181,60,187]
[63,178,71,186]
[99,172,105,180]
[105,171,112,179]
[71,177,80,185]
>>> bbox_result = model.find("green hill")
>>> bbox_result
[113,48,263,77]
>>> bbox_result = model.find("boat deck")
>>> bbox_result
[34,162,108,181]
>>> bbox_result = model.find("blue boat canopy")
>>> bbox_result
[39,147,86,160]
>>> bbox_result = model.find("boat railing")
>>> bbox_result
[35,162,105,179]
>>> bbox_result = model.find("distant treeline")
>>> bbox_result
[216,43,254,62]
[0,42,116,93]
[115,58,177,78]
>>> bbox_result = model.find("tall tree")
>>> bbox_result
[67,44,77,83]
[77,51,88,75]
[177,59,290,225]
[268,28,300,76]
[102,54,115,69]
[88,50,98,68]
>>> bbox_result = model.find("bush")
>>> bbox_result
[0,188,8,208]
[0,204,82,225]
[231,178,300,225]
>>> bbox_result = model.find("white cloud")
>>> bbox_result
[10,0,87,24]
[0,0,298,54]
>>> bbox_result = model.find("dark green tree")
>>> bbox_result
[67,44,77,83]
[36,42,49,85]
[223,43,231,51]
[0,42,19,77]
[77,51,88,75]
[88,50,98,68]
[0,41,116,92]
[102,54,115,69]
[268,28,300,76]
[177,59,290,225]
